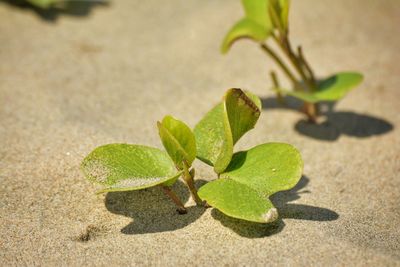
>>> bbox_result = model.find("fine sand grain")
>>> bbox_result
[1,0,399,265]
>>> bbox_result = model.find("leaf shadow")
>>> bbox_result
[0,0,109,22]
[261,96,393,141]
[211,176,339,238]
[261,95,304,111]
[105,180,207,235]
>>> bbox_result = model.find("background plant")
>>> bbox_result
[221,0,363,122]
[81,88,303,224]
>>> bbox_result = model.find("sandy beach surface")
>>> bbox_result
[1,0,399,265]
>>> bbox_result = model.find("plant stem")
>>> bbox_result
[161,186,187,214]
[182,163,203,206]
[266,32,319,121]
[270,71,285,104]
[270,70,280,87]
[297,45,316,86]
[260,43,298,87]
[271,34,315,92]
[303,102,317,123]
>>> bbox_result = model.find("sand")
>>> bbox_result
[1,0,399,265]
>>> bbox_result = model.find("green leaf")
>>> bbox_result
[314,72,364,101]
[283,72,364,103]
[157,115,196,169]
[221,0,276,53]
[81,144,182,193]
[194,89,261,174]
[194,102,233,174]
[242,0,271,29]
[198,178,278,223]
[221,18,269,54]
[221,143,303,196]
[225,89,261,144]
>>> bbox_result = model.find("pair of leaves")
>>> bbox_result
[198,143,303,223]
[81,116,196,193]
[281,72,364,103]
[221,0,290,53]
[194,89,303,223]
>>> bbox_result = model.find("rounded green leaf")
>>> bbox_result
[199,179,278,223]
[314,72,364,101]
[221,143,303,196]
[81,144,182,193]
[221,18,269,54]
[194,89,261,174]
[157,115,196,169]
[283,72,364,103]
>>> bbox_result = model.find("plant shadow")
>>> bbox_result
[105,180,207,235]
[1,0,109,22]
[211,176,339,238]
[261,96,393,141]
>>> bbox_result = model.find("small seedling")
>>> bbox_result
[221,0,363,122]
[81,88,303,224]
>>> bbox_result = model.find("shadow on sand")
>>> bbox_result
[261,96,393,141]
[105,180,207,235]
[1,0,108,22]
[106,176,337,237]
[211,176,339,238]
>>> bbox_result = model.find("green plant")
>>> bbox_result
[221,0,363,122]
[81,88,303,223]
